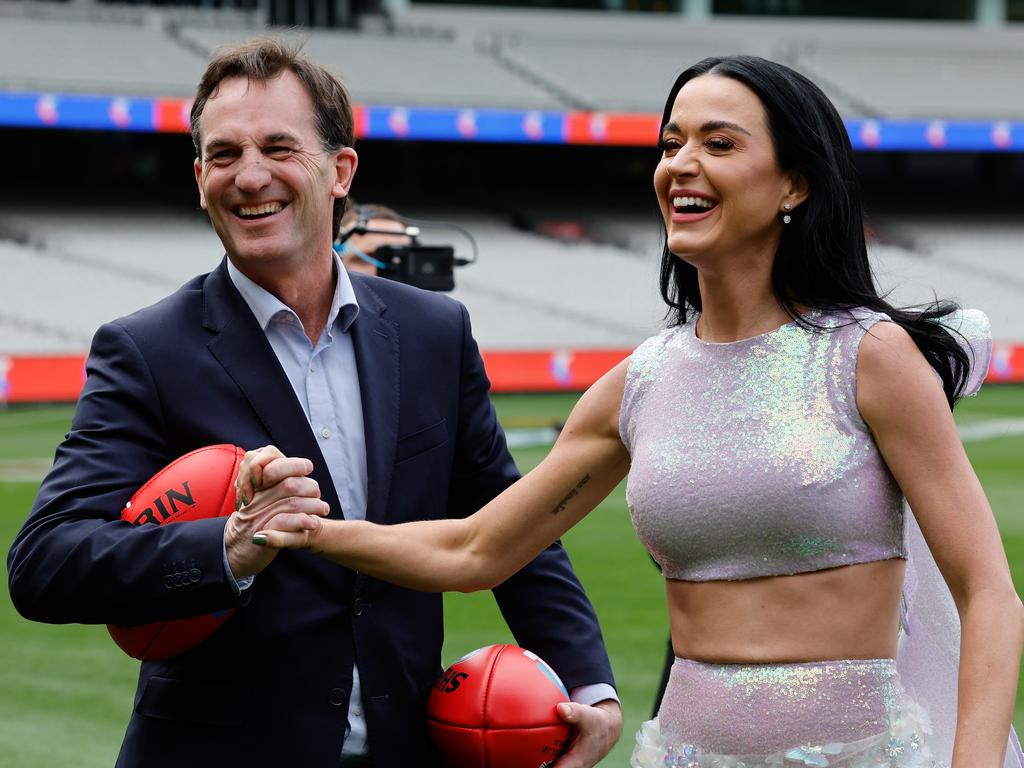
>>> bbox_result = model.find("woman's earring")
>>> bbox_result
[782,201,793,224]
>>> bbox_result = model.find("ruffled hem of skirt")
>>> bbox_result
[630,699,949,768]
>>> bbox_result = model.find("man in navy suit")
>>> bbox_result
[7,39,620,767]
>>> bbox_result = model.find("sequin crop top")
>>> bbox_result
[619,308,991,581]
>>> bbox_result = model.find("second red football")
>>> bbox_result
[427,644,571,768]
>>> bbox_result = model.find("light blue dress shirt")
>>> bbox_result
[226,254,616,758]
[227,255,372,756]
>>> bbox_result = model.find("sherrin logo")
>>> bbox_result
[125,482,197,525]
[432,667,469,693]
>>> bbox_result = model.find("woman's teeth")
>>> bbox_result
[673,196,715,210]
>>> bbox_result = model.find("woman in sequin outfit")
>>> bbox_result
[245,57,1024,768]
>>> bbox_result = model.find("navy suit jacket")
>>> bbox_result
[8,260,614,767]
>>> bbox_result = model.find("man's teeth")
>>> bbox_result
[672,196,715,209]
[238,202,284,217]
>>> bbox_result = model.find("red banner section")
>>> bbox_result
[480,349,631,393]
[988,342,1024,383]
[3,346,1024,402]
[563,112,661,146]
[1,355,87,403]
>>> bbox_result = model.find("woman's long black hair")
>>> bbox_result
[658,55,971,407]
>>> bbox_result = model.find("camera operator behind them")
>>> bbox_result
[337,203,412,277]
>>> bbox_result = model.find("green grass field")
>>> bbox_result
[1,390,1022,767]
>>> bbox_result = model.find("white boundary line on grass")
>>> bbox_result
[504,419,1024,450]
[958,418,1024,442]
[2,420,1024,482]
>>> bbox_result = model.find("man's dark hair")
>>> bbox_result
[191,38,355,239]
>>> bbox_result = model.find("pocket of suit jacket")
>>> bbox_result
[394,418,449,464]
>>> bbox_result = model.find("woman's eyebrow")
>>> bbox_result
[700,119,752,136]
[661,119,752,136]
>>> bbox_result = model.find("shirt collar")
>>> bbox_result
[226,251,360,334]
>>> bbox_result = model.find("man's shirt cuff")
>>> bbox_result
[222,541,254,595]
[570,683,619,707]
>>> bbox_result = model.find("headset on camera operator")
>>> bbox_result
[335,203,474,292]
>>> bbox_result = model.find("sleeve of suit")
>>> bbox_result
[447,304,616,693]
[7,321,240,626]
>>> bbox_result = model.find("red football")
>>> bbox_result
[107,444,245,661]
[427,644,571,768]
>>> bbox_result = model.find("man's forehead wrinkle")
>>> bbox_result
[267,132,303,146]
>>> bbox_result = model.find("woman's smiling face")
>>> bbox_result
[654,73,802,273]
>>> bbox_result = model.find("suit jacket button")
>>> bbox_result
[352,598,364,616]
[329,688,347,707]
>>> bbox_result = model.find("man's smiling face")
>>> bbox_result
[194,71,355,272]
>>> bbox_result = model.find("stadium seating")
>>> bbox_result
[176,25,564,109]
[790,28,1024,119]
[2,206,1022,353]
[0,205,662,352]
[0,15,206,97]
[2,1,1024,116]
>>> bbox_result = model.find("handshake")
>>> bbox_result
[225,446,331,580]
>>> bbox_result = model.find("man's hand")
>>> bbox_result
[553,699,623,768]
[225,446,329,579]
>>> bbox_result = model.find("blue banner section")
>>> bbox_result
[0,91,154,132]
[847,118,1023,152]
[364,105,564,143]
[2,89,1023,151]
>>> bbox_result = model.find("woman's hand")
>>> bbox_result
[251,513,323,551]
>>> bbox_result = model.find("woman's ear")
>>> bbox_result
[784,171,810,209]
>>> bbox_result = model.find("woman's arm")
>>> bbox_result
[250,359,632,593]
[857,322,1024,768]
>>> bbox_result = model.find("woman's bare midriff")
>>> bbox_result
[666,558,906,663]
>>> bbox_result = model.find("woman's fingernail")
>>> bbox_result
[252,534,268,546]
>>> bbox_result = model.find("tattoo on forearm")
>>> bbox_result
[550,474,591,515]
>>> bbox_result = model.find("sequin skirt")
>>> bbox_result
[631,658,946,768]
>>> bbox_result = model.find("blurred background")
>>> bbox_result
[1,0,1023,765]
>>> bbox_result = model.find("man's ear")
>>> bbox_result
[193,158,207,210]
[332,147,358,199]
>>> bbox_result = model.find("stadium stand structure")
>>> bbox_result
[1,1,1023,117]
[397,8,1024,117]
[2,206,1023,354]
[0,205,663,353]
[788,26,1024,119]
[177,25,565,109]
[0,14,207,98]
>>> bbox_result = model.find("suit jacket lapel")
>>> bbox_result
[201,260,344,519]
[349,277,399,525]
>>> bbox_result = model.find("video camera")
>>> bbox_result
[335,210,474,292]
